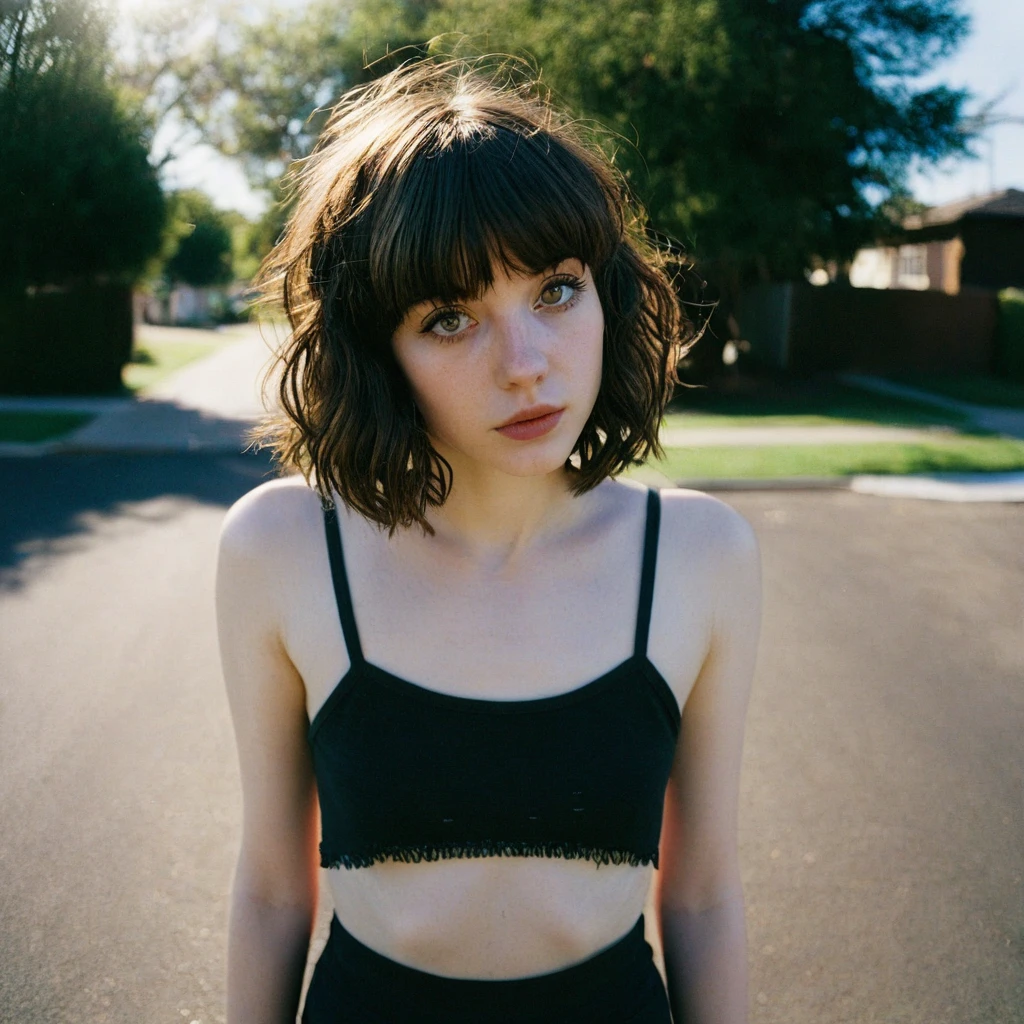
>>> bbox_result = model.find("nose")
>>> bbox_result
[493,311,548,388]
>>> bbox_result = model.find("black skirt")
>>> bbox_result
[301,914,673,1024]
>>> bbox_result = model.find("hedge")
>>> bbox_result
[995,289,1024,382]
[0,282,133,395]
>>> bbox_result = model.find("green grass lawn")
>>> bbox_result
[652,435,1024,479]
[121,328,223,393]
[663,410,963,430]
[880,373,1024,410]
[0,411,94,443]
[666,377,970,428]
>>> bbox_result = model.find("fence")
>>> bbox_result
[737,282,999,374]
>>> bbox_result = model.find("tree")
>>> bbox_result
[142,0,437,191]
[228,184,295,282]
[0,0,166,288]
[174,0,974,293]
[164,190,235,288]
[114,0,243,171]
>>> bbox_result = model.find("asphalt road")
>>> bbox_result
[0,454,1021,1024]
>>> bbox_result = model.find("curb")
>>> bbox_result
[0,440,66,457]
[675,477,849,491]
[0,440,253,457]
[0,397,131,414]
[686,473,1024,502]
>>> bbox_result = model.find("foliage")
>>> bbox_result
[0,280,134,394]
[114,0,261,175]
[164,0,975,294]
[157,0,435,189]
[0,0,166,287]
[995,289,1024,382]
[227,183,296,283]
[163,189,235,288]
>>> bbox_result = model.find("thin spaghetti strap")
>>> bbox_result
[322,503,365,666]
[633,488,661,659]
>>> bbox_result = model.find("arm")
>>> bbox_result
[657,503,762,1024]
[215,493,321,1024]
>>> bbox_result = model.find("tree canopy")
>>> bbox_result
[155,0,975,290]
[163,190,235,288]
[0,0,166,288]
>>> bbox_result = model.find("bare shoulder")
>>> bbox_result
[218,473,324,569]
[657,486,760,570]
[656,487,761,653]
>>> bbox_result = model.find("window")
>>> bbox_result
[896,245,929,289]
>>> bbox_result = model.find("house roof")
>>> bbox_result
[904,188,1024,230]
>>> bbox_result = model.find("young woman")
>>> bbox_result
[215,59,761,1024]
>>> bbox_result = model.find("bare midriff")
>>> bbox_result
[326,856,654,979]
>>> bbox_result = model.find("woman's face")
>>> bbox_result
[391,257,604,481]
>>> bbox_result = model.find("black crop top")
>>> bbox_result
[309,488,681,870]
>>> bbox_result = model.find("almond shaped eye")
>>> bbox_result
[428,311,471,337]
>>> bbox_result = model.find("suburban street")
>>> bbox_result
[1,453,1021,1023]
[8,0,1024,1019]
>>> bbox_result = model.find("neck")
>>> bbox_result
[421,462,581,571]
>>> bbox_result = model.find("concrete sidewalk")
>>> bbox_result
[838,372,1024,440]
[1,323,282,456]
[62,324,280,453]
[3,332,1024,499]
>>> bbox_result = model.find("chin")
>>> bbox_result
[439,444,572,482]
[494,444,579,479]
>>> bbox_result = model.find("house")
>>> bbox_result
[849,187,1024,294]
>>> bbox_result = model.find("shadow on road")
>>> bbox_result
[0,449,280,591]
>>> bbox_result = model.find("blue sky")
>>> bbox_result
[906,0,1024,205]
[152,0,1024,218]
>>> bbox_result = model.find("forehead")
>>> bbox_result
[364,121,618,324]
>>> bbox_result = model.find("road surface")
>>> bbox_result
[1,455,1021,1023]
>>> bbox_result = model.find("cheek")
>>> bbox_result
[577,302,605,392]
[393,341,439,402]
[396,348,473,434]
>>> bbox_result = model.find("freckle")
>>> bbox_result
[442,818,453,823]
[528,816,538,820]
[572,807,584,812]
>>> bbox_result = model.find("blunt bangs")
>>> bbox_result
[367,120,622,332]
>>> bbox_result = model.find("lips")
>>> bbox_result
[495,406,565,441]
[496,404,564,429]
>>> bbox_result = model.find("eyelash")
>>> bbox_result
[420,273,587,342]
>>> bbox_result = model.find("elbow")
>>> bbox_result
[231,842,320,920]
[658,882,746,920]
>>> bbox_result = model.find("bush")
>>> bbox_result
[0,283,133,395]
[995,289,1024,381]
[0,1,165,289]
[0,0,165,393]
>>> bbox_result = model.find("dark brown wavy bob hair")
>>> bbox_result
[254,58,689,534]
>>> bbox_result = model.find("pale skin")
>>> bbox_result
[216,257,761,1022]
